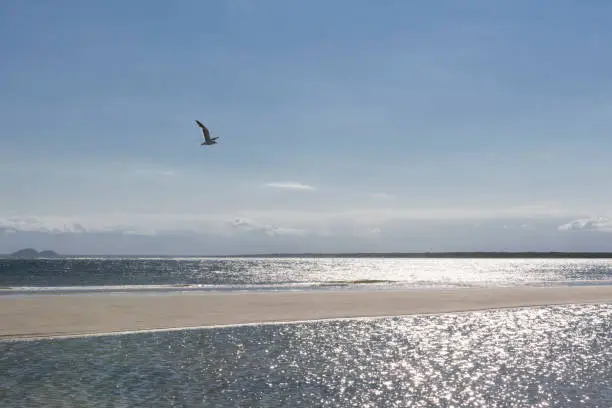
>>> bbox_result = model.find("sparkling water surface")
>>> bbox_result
[2,258,611,406]
[2,257,612,292]
[1,304,611,407]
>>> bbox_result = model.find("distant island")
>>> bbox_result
[6,248,60,258]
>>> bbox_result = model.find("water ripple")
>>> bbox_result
[1,304,611,407]
[2,258,612,290]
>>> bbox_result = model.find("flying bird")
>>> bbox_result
[195,120,219,146]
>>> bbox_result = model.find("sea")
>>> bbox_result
[1,257,611,407]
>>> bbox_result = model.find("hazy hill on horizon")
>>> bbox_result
[5,248,61,258]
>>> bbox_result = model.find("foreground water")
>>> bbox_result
[2,257,612,293]
[2,258,611,406]
[1,304,611,407]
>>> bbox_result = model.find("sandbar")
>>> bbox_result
[1,286,611,341]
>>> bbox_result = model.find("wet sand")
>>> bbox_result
[1,286,611,341]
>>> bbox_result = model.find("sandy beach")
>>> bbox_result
[1,286,611,341]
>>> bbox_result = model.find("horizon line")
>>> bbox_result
[4,251,612,259]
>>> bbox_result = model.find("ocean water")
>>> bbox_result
[1,304,611,407]
[1,258,611,406]
[2,257,612,293]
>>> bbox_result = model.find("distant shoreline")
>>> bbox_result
[225,252,612,259]
[3,252,612,259]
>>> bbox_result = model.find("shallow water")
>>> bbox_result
[2,304,611,407]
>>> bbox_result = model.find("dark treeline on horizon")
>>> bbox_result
[228,252,612,259]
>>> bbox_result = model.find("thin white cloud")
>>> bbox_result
[0,215,197,236]
[264,182,315,190]
[0,202,577,241]
[371,193,395,200]
[234,202,570,224]
[134,168,175,177]
[121,228,158,236]
[5,210,612,254]
[229,218,308,237]
[557,217,612,232]
[502,223,534,230]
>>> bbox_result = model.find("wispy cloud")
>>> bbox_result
[264,182,315,190]
[503,223,534,230]
[229,218,308,237]
[235,202,570,223]
[4,209,612,254]
[133,168,175,177]
[0,215,205,236]
[371,193,395,200]
[0,202,572,237]
[557,217,612,232]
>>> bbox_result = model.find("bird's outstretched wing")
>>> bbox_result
[195,120,212,143]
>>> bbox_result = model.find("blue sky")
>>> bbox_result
[1,0,612,254]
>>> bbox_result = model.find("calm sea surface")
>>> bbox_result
[1,257,612,293]
[1,258,611,407]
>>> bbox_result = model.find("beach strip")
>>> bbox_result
[1,286,611,341]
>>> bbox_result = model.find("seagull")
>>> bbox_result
[195,120,219,146]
